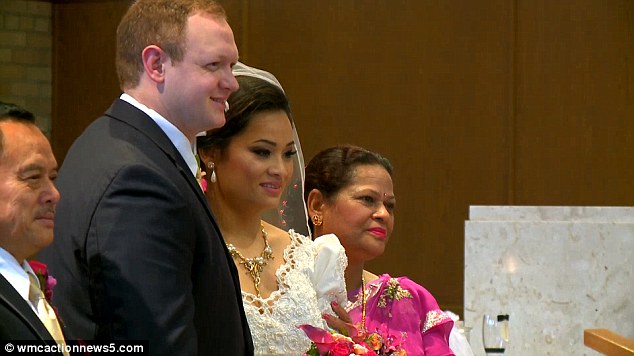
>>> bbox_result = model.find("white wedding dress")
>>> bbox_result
[242,231,348,355]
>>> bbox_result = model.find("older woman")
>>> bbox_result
[304,144,458,355]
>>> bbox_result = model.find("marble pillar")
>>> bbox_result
[464,206,634,355]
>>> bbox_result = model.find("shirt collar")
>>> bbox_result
[120,93,199,177]
[0,247,32,304]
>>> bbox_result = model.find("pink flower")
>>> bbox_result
[297,324,336,354]
[353,343,378,355]
[330,341,353,356]
[363,330,407,355]
[28,261,56,301]
[298,324,380,355]
[29,260,48,275]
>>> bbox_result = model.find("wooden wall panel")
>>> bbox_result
[51,0,634,319]
[514,0,634,205]
[221,0,515,314]
[51,1,129,161]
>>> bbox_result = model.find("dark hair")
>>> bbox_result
[197,75,292,154]
[304,144,393,229]
[0,102,38,156]
[0,101,36,123]
[116,0,227,90]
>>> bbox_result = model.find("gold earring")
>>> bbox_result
[207,162,217,183]
[311,215,323,226]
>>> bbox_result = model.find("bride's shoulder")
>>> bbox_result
[262,222,287,237]
[261,221,293,250]
[261,223,313,250]
[287,229,313,246]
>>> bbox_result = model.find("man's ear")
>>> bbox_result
[306,189,325,217]
[141,45,167,84]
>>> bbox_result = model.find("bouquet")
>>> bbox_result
[298,324,406,356]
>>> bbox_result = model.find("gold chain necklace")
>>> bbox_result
[361,275,367,332]
[226,222,274,298]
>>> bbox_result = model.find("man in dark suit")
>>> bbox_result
[38,0,253,355]
[0,103,64,353]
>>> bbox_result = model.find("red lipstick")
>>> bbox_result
[368,227,387,239]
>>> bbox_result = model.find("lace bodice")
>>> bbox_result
[242,231,347,355]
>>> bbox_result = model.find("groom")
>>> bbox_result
[39,0,253,355]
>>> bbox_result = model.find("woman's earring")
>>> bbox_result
[207,161,217,183]
[311,215,323,226]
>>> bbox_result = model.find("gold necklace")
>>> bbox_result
[226,222,274,298]
[361,275,367,332]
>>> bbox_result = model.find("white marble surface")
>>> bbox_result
[469,205,634,222]
[464,206,634,356]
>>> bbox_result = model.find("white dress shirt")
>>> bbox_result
[120,93,199,177]
[0,247,38,314]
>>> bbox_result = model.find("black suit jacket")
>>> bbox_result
[0,274,61,354]
[40,99,253,355]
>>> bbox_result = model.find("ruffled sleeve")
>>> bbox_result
[311,234,348,312]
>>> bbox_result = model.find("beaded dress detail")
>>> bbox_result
[242,231,347,355]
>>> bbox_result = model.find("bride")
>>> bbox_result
[196,63,348,355]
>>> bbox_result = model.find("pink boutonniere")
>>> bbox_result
[195,154,207,192]
[196,166,207,192]
[28,260,57,302]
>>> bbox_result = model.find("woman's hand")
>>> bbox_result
[323,301,356,336]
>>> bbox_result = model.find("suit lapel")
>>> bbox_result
[0,274,53,340]
[103,99,239,279]
[104,99,211,210]
[102,99,248,344]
